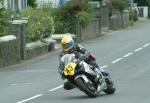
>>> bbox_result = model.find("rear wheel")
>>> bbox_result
[75,77,98,97]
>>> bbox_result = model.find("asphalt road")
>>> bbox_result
[0,20,150,103]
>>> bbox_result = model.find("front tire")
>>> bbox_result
[75,78,98,97]
[103,79,116,94]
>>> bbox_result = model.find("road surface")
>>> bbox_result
[0,20,150,103]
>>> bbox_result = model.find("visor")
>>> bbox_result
[62,40,74,49]
[62,43,72,49]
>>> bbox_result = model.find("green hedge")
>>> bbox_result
[0,8,16,37]
[111,0,128,13]
[20,0,92,41]
[52,0,92,34]
[21,7,55,42]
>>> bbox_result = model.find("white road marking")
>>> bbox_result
[10,83,32,86]
[48,85,63,92]
[123,52,133,58]
[10,84,18,86]
[27,70,30,72]
[143,43,150,48]
[24,83,32,85]
[112,58,123,64]
[100,65,109,69]
[16,94,43,103]
[134,48,143,52]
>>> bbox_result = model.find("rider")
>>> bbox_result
[58,35,109,90]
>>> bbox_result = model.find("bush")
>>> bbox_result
[20,0,92,41]
[111,0,128,13]
[27,0,37,8]
[0,8,16,37]
[21,7,54,42]
[76,10,91,27]
[129,8,138,21]
[129,9,134,20]
[52,0,92,34]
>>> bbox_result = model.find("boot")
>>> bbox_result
[63,80,75,90]
[101,71,109,77]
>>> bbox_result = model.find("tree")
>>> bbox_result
[134,0,147,6]
[27,0,37,8]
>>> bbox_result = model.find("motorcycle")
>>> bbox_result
[60,53,116,97]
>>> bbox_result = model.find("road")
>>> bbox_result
[0,20,150,103]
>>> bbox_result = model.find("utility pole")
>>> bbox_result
[147,0,150,18]
[130,0,134,8]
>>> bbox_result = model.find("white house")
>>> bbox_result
[36,0,59,8]
[3,0,27,11]
[36,0,70,8]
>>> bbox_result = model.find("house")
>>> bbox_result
[36,0,59,7]
[36,0,70,8]
[3,0,27,11]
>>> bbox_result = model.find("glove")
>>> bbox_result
[78,51,90,61]
[79,54,88,61]
[84,51,90,58]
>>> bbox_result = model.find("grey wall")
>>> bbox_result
[80,18,101,41]
[0,35,20,68]
[109,12,129,30]
[101,6,109,28]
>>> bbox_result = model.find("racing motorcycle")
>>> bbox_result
[60,53,116,97]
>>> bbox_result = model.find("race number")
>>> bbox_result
[64,62,76,76]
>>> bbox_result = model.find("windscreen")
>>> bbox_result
[61,54,75,64]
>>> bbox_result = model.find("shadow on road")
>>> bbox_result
[64,93,107,100]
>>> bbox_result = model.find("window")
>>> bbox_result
[24,0,27,8]
[11,0,13,8]
[14,0,19,12]
[21,0,23,9]
[7,0,10,8]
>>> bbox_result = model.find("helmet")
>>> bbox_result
[61,35,75,52]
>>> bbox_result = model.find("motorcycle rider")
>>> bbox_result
[58,35,109,90]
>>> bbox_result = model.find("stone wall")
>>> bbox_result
[25,39,56,60]
[101,6,109,28]
[25,41,49,60]
[80,18,101,41]
[109,13,122,30]
[76,5,110,41]
[93,6,109,33]
[109,12,129,30]
[0,35,20,68]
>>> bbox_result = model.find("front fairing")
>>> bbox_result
[60,54,77,77]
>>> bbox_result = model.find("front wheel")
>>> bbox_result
[75,77,98,97]
[103,79,116,94]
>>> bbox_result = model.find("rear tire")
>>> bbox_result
[75,78,98,97]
